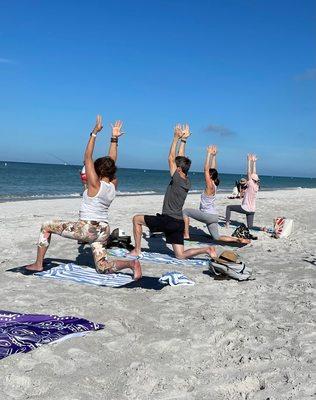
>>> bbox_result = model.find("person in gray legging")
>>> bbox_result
[183,145,250,244]
[226,153,259,228]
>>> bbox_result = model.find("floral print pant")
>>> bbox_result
[38,220,115,273]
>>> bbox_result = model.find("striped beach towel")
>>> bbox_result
[35,263,133,287]
[108,248,208,267]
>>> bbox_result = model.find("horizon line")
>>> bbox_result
[1,160,315,180]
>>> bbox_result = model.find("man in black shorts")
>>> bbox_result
[129,124,217,260]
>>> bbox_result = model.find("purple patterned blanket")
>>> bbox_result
[0,310,104,360]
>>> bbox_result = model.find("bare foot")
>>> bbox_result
[130,260,142,280]
[25,263,43,272]
[206,246,217,259]
[128,250,141,257]
[238,238,251,244]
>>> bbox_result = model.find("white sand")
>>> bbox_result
[0,189,315,399]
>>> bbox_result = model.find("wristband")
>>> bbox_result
[181,139,187,143]
[90,132,97,137]
[111,137,118,143]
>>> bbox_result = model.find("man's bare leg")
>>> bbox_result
[183,216,190,240]
[172,244,217,260]
[129,215,146,257]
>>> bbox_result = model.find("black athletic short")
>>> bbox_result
[144,213,184,245]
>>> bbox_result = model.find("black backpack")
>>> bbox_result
[107,228,134,250]
[232,224,257,240]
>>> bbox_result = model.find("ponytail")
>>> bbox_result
[209,168,220,186]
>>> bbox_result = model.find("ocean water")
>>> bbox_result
[0,161,315,201]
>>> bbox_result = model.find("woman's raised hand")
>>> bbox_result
[181,124,191,139]
[247,153,257,161]
[111,120,124,137]
[92,115,103,134]
[207,145,217,155]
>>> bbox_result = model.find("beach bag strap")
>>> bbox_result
[208,262,222,276]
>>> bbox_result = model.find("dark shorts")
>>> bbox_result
[144,214,184,245]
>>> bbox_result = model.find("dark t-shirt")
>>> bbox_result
[162,171,191,220]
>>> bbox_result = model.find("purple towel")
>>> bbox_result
[0,310,104,360]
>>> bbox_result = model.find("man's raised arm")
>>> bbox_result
[178,124,191,157]
[168,124,182,176]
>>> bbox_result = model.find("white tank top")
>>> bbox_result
[199,186,217,214]
[79,181,116,223]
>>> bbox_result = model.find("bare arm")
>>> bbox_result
[209,145,217,169]
[84,115,103,197]
[178,123,191,157]
[252,154,257,174]
[168,124,182,175]
[204,146,217,194]
[247,153,252,180]
[108,120,124,162]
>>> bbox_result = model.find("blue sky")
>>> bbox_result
[0,0,315,177]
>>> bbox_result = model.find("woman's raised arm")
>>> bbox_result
[204,145,217,193]
[108,120,124,162]
[84,115,103,196]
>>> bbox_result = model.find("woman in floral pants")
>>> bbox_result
[26,116,142,280]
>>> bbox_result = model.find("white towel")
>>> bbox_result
[159,271,195,286]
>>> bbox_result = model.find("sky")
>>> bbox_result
[0,0,315,177]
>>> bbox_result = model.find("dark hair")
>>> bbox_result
[175,156,191,175]
[94,157,117,181]
[209,168,220,186]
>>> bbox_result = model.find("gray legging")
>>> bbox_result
[183,208,220,240]
[225,205,255,228]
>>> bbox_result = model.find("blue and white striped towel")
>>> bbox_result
[159,272,195,286]
[35,263,133,287]
[108,248,208,267]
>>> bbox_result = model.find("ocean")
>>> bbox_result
[0,161,315,201]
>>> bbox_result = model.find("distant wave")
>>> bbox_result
[116,190,158,196]
[189,189,203,193]
[0,186,313,203]
[0,193,82,201]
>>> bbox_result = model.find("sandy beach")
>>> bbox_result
[0,188,315,399]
